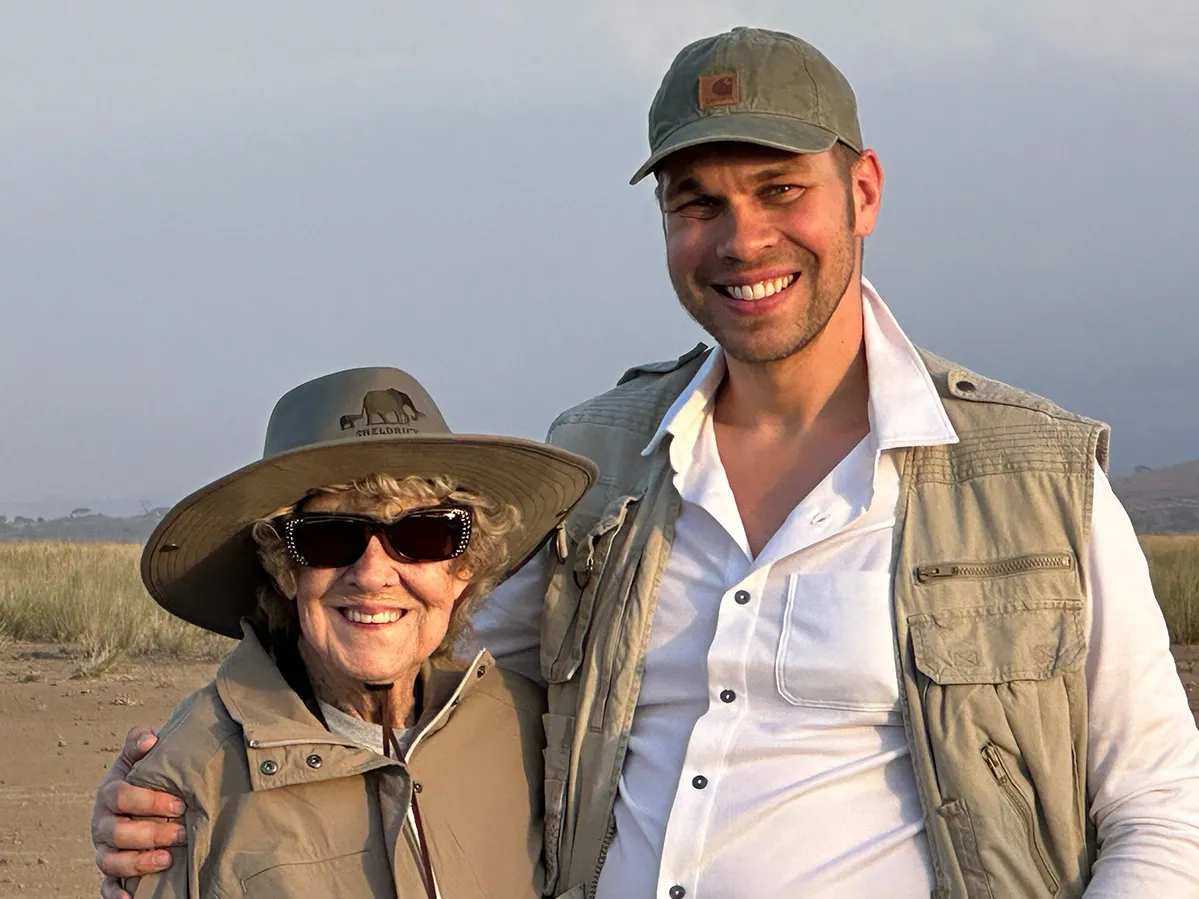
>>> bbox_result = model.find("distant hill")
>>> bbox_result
[0,509,167,544]
[1112,459,1199,534]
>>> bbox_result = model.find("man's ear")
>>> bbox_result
[851,148,884,239]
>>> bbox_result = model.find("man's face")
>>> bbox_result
[657,143,879,365]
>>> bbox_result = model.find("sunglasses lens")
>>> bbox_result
[383,510,469,562]
[289,517,371,568]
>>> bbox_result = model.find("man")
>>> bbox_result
[94,27,1199,899]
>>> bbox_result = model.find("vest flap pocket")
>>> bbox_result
[542,491,643,684]
[910,601,1085,684]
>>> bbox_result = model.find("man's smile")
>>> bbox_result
[711,273,797,301]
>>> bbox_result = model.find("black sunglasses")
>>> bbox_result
[280,506,473,568]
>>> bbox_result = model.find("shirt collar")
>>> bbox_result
[642,277,958,457]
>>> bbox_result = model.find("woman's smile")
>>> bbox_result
[336,604,410,626]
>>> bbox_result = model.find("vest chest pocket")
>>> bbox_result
[909,597,1087,898]
[909,599,1086,686]
[541,491,643,685]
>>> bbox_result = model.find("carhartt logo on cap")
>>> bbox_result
[340,389,424,436]
[698,72,739,109]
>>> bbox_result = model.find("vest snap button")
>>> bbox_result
[305,754,322,769]
[413,782,423,793]
[259,760,279,776]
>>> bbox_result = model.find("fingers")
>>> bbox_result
[96,844,173,879]
[99,875,132,899]
[113,726,158,778]
[92,809,187,850]
[96,779,185,822]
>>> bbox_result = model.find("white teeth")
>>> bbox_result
[722,274,795,301]
[343,608,402,624]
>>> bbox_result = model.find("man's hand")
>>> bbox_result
[92,727,187,899]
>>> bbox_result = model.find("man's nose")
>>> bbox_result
[347,536,400,590]
[715,203,777,261]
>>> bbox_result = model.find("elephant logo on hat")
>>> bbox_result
[340,389,425,430]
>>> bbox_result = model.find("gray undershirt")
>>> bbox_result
[319,700,412,757]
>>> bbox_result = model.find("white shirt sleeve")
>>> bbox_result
[466,548,551,685]
[1084,461,1199,895]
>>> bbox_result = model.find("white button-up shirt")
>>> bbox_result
[473,280,1199,898]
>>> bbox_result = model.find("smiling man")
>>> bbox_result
[93,26,1199,899]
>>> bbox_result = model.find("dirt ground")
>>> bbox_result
[4,642,1199,899]
[0,644,217,899]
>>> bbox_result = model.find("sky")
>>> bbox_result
[2,1,1197,518]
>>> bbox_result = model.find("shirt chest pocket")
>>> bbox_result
[774,571,900,714]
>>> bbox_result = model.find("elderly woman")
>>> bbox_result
[121,367,595,899]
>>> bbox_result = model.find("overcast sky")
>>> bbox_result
[2,1,1197,518]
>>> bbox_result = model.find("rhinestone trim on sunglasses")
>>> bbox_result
[280,506,472,567]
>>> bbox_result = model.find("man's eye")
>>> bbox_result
[669,198,720,217]
[764,184,801,198]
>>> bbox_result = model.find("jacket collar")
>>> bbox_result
[216,622,492,790]
[642,277,959,458]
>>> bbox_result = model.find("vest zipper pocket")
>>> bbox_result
[916,552,1074,584]
[981,742,1059,895]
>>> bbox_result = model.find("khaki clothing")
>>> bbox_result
[539,345,1108,899]
[125,623,546,899]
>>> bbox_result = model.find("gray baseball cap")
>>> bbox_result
[630,26,863,184]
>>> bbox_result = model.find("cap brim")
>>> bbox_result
[141,435,597,637]
[630,113,842,185]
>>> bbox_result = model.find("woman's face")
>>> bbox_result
[288,493,471,687]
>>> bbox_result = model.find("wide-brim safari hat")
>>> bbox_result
[141,367,598,638]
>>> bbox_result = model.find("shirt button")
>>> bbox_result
[734,590,750,604]
[692,774,708,789]
[720,689,736,703]
[669,887,686,899]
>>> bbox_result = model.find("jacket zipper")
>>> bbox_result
[246,737,358,749]
[587,810,618,899]
[404,649,486,763]
[981,742,1059,894]
[916,552,1074,584]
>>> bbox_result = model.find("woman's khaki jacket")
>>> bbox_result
[124,622,547,899]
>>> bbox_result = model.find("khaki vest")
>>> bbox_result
[538,344,1108,899]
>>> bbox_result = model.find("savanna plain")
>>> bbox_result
[2,538,1199,897]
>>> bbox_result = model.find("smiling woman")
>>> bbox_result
[111,365,597,899]
[248,472,520,731]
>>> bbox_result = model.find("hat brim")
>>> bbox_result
[630,113,845,185]
[141,435,597,638]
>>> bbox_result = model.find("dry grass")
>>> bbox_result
[1142,535,1199,644]
[0,542,232,664]
[2,537,1198,662]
